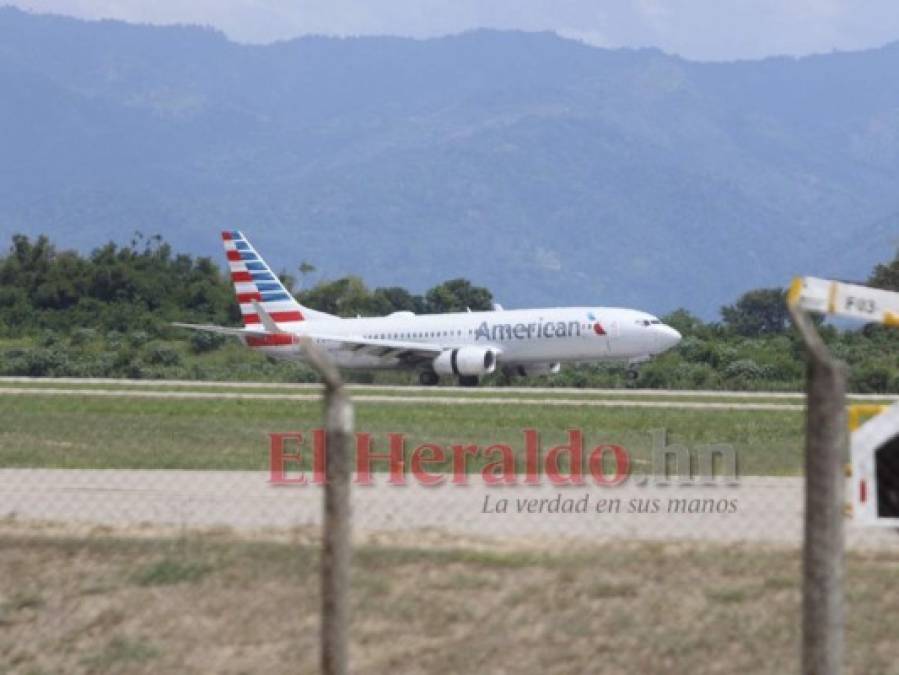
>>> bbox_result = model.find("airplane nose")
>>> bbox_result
[656,325,682,351]
[666,326,682,348]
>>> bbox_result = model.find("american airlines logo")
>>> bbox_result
[474,318,586,341]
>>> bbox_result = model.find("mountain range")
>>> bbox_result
[1,7,898,316]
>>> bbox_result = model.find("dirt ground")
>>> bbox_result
[1,519,898,675]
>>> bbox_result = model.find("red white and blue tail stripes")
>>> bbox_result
[222,231,305,328]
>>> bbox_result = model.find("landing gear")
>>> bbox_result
[419,371,440,386]
[626,368,640,381]
[458,375,479,387]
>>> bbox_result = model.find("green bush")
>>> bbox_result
[677,336,716,364]
[143,343,181,367]
[189,331,226,354]
[69,327,98,346]
[852,364,894,393]
[128,330,150,348]
[0,347,68,376]
[673,362,718,388]
[37,330,60,347]
[724,359,765,381]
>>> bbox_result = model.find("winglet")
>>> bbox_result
[252,301,286,334]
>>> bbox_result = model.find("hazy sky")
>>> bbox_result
[7,0,899,61]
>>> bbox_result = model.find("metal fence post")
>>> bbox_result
[300,337,353,675]
[789,306,846,675]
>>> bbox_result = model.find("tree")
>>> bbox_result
[868,251,899,291]
[298,276,376,316]
[662,308,704,337]
[297,261,317,289]
[424,278,493,313]
[371,286,425,314]
[721,288,790,337]
[277,270,297,295]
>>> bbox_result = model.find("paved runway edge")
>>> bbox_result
[1,469,896,551]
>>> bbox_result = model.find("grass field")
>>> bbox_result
[0,386,809,474]
[1,522,897,675]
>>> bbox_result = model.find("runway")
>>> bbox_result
[0,386,808,410]
[2,378,896,550]
[2,469,896,550]
[2,376,897,400]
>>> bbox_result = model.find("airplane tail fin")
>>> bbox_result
[222,230,334,327]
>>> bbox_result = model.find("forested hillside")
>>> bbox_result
[1,8,898,315]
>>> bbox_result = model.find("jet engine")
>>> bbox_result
[433,347,497,377]
[508,363,561,377]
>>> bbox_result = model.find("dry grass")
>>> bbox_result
[1,522,898,674]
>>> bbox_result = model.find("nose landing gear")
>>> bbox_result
[626,356,650,382]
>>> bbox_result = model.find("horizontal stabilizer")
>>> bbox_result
[171,322,271,338]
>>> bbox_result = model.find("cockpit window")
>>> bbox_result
[636,318,663,327]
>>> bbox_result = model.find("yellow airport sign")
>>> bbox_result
[789,276,899,327]
[848,404,890,432]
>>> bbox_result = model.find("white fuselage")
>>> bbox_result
[250,306,681,370]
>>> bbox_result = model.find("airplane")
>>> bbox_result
[174,231,682,386]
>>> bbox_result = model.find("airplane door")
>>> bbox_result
[609,321,619,352]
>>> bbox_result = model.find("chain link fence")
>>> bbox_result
[1,374,898,674]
